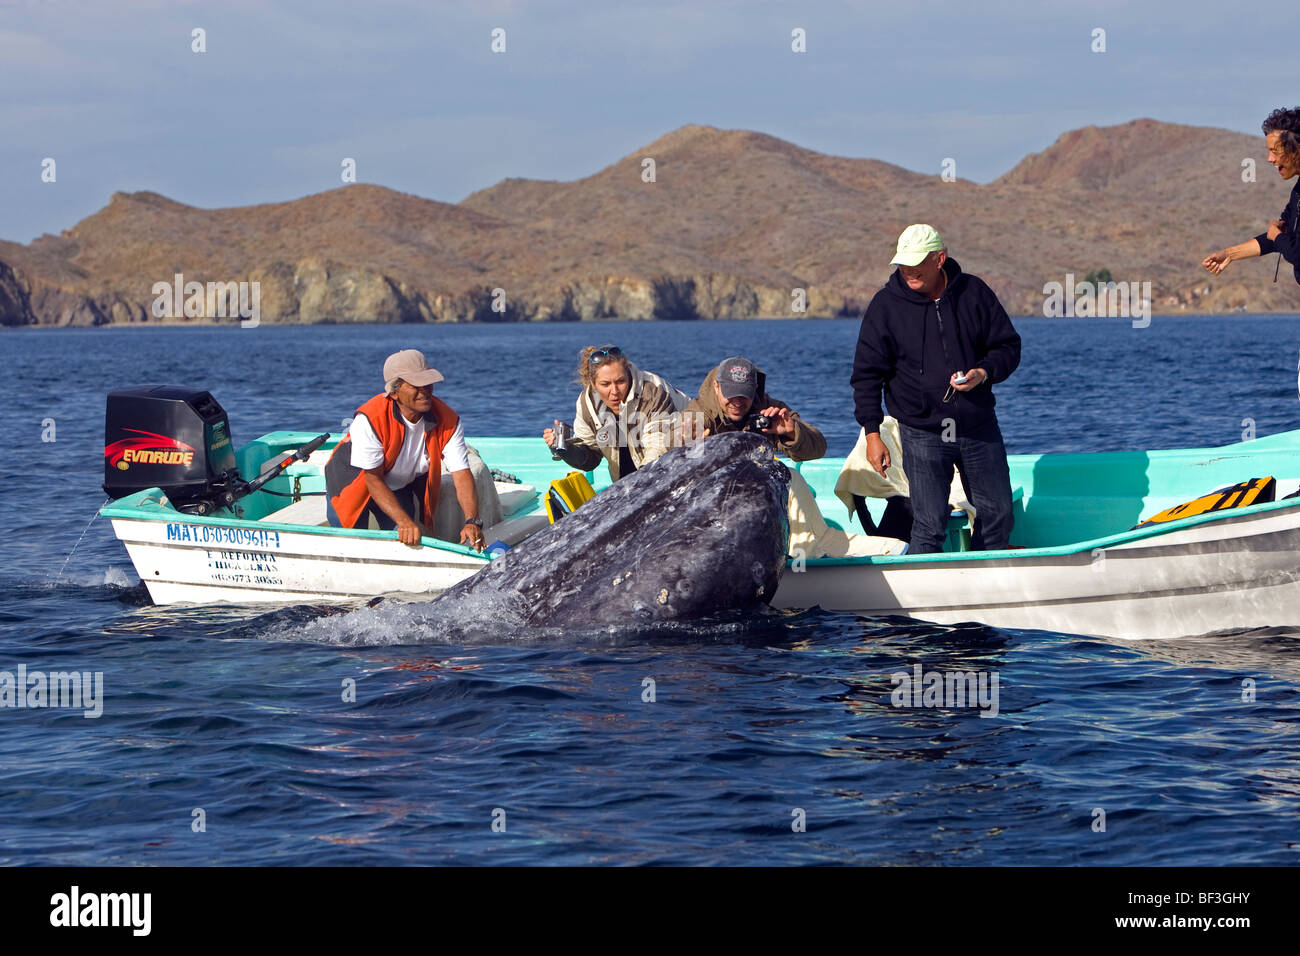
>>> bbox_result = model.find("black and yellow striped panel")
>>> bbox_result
[1135,477,1276,528]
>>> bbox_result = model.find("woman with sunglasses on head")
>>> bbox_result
[543,345,690,482]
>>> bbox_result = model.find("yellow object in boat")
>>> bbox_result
[545,471,597,523]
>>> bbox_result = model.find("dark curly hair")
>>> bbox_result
[1262,107,1300,158]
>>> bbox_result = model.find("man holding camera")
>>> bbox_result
[852,224,1021,554]
[681,355,908,558]
[682,356,826,462]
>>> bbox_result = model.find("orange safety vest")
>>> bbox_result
[326,393,460,530]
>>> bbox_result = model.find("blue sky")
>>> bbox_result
[0,0,1291,242]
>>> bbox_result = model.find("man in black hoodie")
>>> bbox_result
[851,225,1022,553]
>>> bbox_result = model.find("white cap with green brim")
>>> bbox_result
[890,224,945,267]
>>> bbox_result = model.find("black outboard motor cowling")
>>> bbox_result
[104,386,238,507]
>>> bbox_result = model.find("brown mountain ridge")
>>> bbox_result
[2,118,1296,326]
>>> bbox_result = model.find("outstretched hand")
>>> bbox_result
[679,413,709,444]
[1202,249,1233,275]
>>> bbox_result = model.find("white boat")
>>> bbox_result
[102,432,548,605]
[101,412,1300,639]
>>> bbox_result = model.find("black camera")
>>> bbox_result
[741,413,772,433]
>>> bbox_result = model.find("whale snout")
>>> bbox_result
[429,429,793,629]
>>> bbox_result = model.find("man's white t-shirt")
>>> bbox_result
[349,411,470,490]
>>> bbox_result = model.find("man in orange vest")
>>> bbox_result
[325,349,485,550]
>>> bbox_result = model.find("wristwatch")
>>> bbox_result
[463,517,483,529]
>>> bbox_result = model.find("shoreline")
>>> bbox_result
[6,311,1300,330]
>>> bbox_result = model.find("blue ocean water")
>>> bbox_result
[3,315,1300,865]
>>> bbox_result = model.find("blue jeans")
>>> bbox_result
[898,420,1014,553]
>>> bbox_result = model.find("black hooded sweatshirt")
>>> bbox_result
[851,257,1021,436]
[1254,179,1300,286]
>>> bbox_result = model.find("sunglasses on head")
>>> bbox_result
[589,346,623,365]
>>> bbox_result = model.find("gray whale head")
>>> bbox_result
[429,431,791,629]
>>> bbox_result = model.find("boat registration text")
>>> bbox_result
[165,524,282,548]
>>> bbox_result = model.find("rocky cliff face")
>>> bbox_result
[0,262,35,326]
[0,255,837,326]
[3,119,1297,326]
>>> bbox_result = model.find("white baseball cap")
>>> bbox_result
[890,224,945,267]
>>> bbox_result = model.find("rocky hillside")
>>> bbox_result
[2,118,1296,326]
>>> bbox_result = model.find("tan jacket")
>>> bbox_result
[557,362,690,481]
[683,366,827,462]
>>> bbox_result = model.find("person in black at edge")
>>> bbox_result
[852,224,1022,554]
[1203,107,1300,285]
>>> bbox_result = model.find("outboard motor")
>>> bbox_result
[104,386,329,515]
[104,386,239,510]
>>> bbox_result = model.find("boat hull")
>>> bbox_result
[773,503,1300,639]
[109,514,488,605]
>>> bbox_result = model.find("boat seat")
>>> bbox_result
[304,448,335,467]
[484,512,549,547]
[261,495,328,526]
[946,486,1024,551]
[496,483,539,517]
